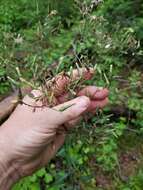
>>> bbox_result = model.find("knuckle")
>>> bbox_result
[66,111,75,120]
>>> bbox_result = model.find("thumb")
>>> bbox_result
[54,96,90,124]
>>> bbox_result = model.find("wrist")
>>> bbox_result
[0,125,21,190]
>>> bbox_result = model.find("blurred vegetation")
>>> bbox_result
[0,0,143,189]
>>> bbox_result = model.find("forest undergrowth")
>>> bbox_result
[0,0,143,189]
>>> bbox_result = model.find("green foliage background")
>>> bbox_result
[0,0,143,189]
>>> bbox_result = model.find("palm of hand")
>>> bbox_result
[1,68,109,178]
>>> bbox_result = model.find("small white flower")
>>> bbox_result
[105,44,111,49]
[14,35,23,44]
[50,10,57,16]
[90,15,97,20]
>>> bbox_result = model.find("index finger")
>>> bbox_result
[50,67,95,96]
[24,68,94,104]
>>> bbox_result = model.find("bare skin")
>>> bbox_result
[0,68,109,189]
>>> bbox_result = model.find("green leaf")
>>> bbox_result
[29,183,40,190]
[36,168,46,177]
[44,173,53,184]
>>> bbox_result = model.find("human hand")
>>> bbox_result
[0,68,109,189]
